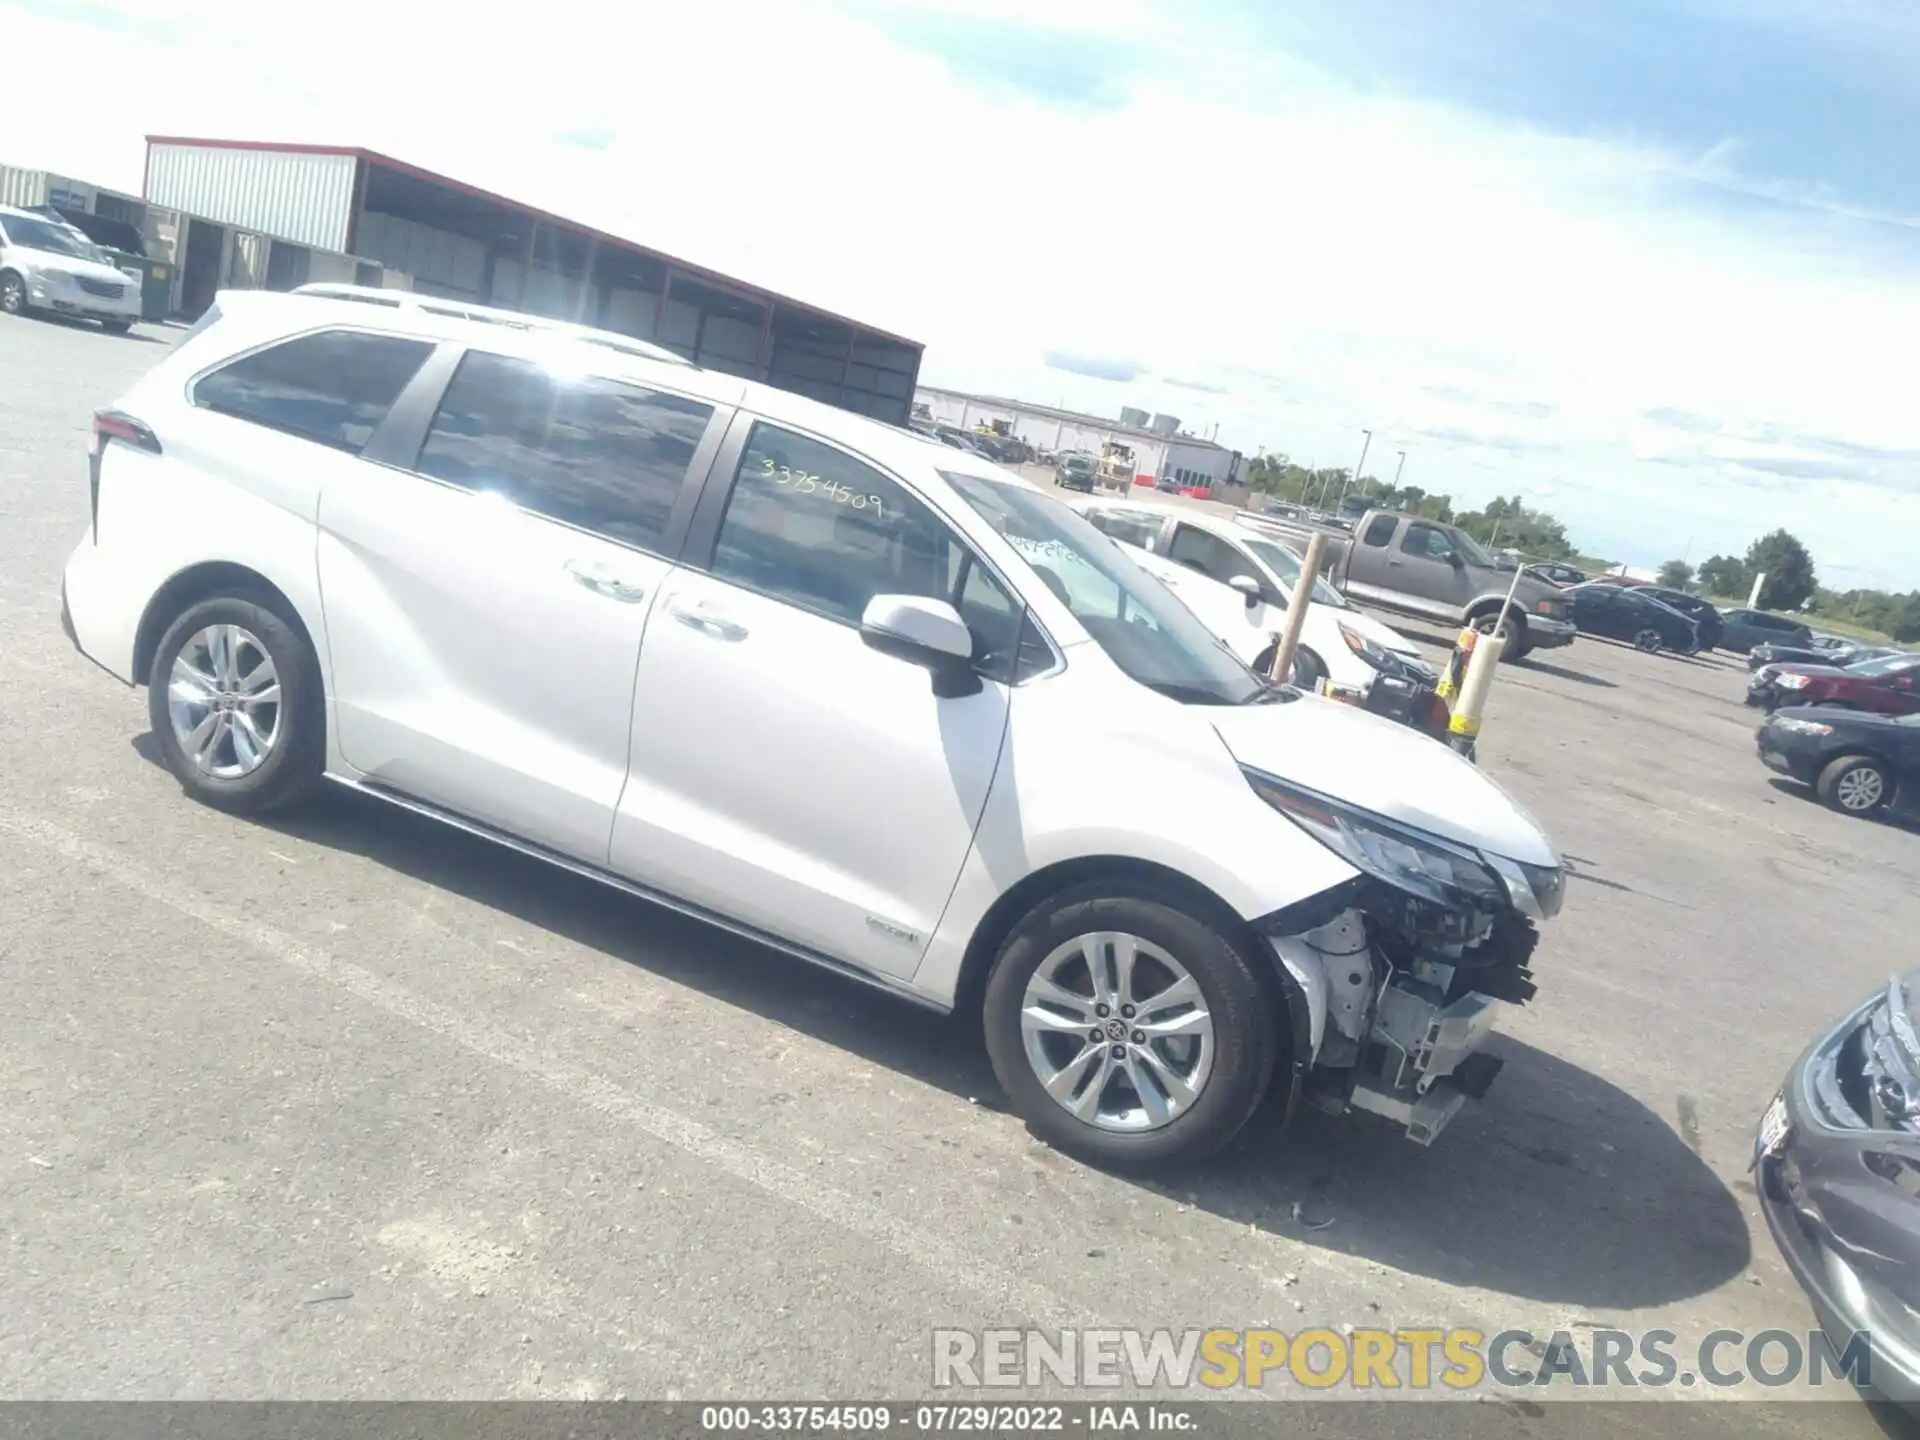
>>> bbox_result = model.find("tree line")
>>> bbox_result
[1244,455,1916,641]
[1243,456,1575,560]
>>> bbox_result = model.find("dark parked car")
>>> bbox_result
[1056,453,1098,492]
[1748,642,1899,673]
[1563,582,1700,653]
[1631,587,1724,650]
[1719,607,1814,656]
[1525,562,1588,587]
[1757,967,1920,1405]
[1755,705,1920,819]
[1747,652,1920,714]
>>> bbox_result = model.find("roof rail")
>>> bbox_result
[289,283,694,366]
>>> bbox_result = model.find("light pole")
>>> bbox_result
[1339,428,1373,509]
[1393,450,1407,494]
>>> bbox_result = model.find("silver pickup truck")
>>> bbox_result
[1243,509,1577,662]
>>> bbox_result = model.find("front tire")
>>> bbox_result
[1817,755,1890,818]
[1252,643,1327,689]
[146,595,326,815]
[982,887,1279,1168]
[101,319,133,336]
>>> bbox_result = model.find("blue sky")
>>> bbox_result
[11,0,1920,587]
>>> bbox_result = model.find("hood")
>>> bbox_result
[9,242,130,285]
[1210,693,1558,866]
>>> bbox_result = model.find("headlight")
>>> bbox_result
[1337,622,1396,673]
[1338,622,1432,683]
[1773,717,1833,736]
[1777,674,1812,690]
[1244,769,1513,912]
[38,267,73,283]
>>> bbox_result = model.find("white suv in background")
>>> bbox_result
[1073,498,1437,687]
[0,205,142,334]
[62,290,1564,1165]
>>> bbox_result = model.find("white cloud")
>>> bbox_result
[6,0,1917,587]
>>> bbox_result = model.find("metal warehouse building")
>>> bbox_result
[142,136,923,423]
[914,386,1243,492]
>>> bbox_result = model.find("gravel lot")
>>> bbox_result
[2,312,1917,1432]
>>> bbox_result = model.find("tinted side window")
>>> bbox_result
[194,330,432,453]
[711,425,938,607]
[416,351,713,551]
[1168,524,1249,584]
[1401,523,1454,560]
[1083,508,1163,550]
[1361,515,1397,547]
[713,428,1043,682]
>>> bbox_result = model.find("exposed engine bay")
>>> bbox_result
[1267,883,1541,1145]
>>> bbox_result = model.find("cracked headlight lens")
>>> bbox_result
[1245,769,1510,911]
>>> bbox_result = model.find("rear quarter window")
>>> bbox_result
[193,329,434,454]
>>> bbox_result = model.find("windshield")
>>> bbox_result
[1847,653,1920,677]
[0,215,107,262]
[1240,535,1347,607]
[943,471,1267,705]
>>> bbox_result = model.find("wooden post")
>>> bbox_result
[1267,530,1328,685]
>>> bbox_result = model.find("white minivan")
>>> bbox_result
[62,289,1565,1165]
[0,205,143,334]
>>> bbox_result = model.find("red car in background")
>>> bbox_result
[1747,651,1920,713]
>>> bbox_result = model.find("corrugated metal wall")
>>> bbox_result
[354,210,486,298]
[145,145,356,254]
[0,165,48,209]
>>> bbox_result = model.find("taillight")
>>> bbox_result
[88,409,161,540]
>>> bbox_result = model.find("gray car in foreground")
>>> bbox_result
[1757,972,1920,1404]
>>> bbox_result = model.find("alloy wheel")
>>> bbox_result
[1835,765,1885,812]
[0,275,23,315]
[1019,932,1215,1133]
[166,624,283,779]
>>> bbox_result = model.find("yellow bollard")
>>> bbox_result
[1447,624,1502,759]
[1435,626,1478,703]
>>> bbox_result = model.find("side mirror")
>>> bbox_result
[859,595,982,698]
[1448,551,1467,569]
[1228,575,1262,607]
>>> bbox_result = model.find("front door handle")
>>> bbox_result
[667,601,748,642]
[564,559,647,604]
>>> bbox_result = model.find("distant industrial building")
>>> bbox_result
[914,387,1242,491]
[131,136,921,423]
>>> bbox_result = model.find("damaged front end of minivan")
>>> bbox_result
[1243,770,1566,1145]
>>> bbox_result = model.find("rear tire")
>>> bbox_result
[1633,628,1663,653]
[101,319,133,336]
[982,886,1278,1168]
[0,269,28,316]
[146,595,326,815]
[1817,755,1890,818]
